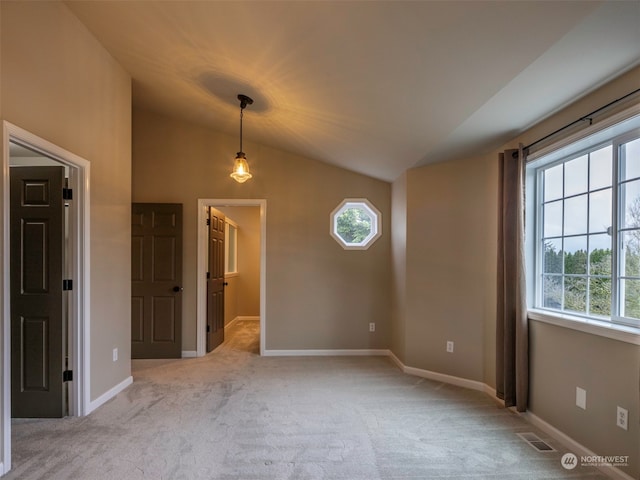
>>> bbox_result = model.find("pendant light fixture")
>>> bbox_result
[230,94,254,183]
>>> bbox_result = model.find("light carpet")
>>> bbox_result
[6,320,605,479]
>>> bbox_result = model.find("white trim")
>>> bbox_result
[330,198,382,250]
[225,316,260,331]
[521,411,636,480]
[225,317,240,330]
[388,350,505,405]
[86,376,132,414]
[529,309,640,345]
[197,199,266,357]
[2,123,91,473]
[181,351,197,358]
[395,357,486,392]
[263,349,390,357]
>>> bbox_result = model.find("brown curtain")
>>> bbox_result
[496,146,528,412]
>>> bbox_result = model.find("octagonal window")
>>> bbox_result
[330,199,381,250]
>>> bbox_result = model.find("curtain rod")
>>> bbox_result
[515,87,640,158]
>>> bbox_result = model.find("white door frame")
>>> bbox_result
[1,122,90,474]
[196,199,266,356]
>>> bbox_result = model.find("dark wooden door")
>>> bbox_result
[10,166,66,418]
[131,203,183,358]
[207,207,225,352]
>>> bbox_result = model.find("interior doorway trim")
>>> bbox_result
[196,199,266,357]
[1,122,91,473]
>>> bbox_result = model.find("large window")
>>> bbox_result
[528,114,640,329]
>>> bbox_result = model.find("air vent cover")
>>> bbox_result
[517,432,556,452]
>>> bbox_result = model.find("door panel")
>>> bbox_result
[10,166,65,418]
[131,203,183,358]
[207,207,225,352]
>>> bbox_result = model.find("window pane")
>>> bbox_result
[589,145,612,190]
[543,201,562,237]
[565,154,588,197]
[564,236,587,274]
[621,179,640,229]
[564,194,587,235]
[589,277,611,316]
[589,234,612,275]
[542,275,562,309]
[622,279,640,320]
[336,207,372,243]
[565,276,587,314]
[543,238,563,274]
[621,137,640,181]
[588,189,611,234]
[621,230,640,277]
[227,224,237,273]
[544,164,563,202]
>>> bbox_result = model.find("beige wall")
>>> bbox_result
[530,321,639,476]
[0,0,131,412]
[132,108,391,351]
[403,154,497,381]
[390,172,407,363]
[392,65,640,478]
[218,206,261,324]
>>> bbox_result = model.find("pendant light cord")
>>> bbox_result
[239,107,244,153]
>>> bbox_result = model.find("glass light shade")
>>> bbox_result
[230,152,252,183]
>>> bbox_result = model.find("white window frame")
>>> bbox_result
[330,198,381,250]
[224,218,238,276]
[526,108,640,340]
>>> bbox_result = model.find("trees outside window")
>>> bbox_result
[531,126,640,328]
[330,199,381,250]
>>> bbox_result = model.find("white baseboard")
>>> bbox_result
[388,350,487,392]
[225,316,260,330]
[181,350,197,358]
[263,349,390,357]
[521,412,635,480]
[87,375,133,414]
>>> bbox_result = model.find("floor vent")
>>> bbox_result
[517,432,556,452]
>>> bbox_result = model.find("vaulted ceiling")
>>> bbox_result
[65,1,640,182]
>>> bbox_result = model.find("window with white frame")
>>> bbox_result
[225,220,238,275]
[330,199,381,250]
[527,114,640,329]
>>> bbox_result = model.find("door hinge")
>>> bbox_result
[206,218,211,226]
[63,188,73,200]
[206,325,211,333]
[63,279,73,291]
[63,370,73,382]
[206,272,210,279]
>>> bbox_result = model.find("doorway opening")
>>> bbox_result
[2,122,90,473]
[196,199,266,357]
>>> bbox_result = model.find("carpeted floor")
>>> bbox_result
[6,320,606,479]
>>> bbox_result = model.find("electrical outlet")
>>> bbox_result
[576,387,586,410]
[112,348,118,362]
[446,341,454,353]
[369,322,375,332]
[617,406,628,430]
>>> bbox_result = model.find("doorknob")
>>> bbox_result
[173,286,183,292]
[223,282,229,286]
